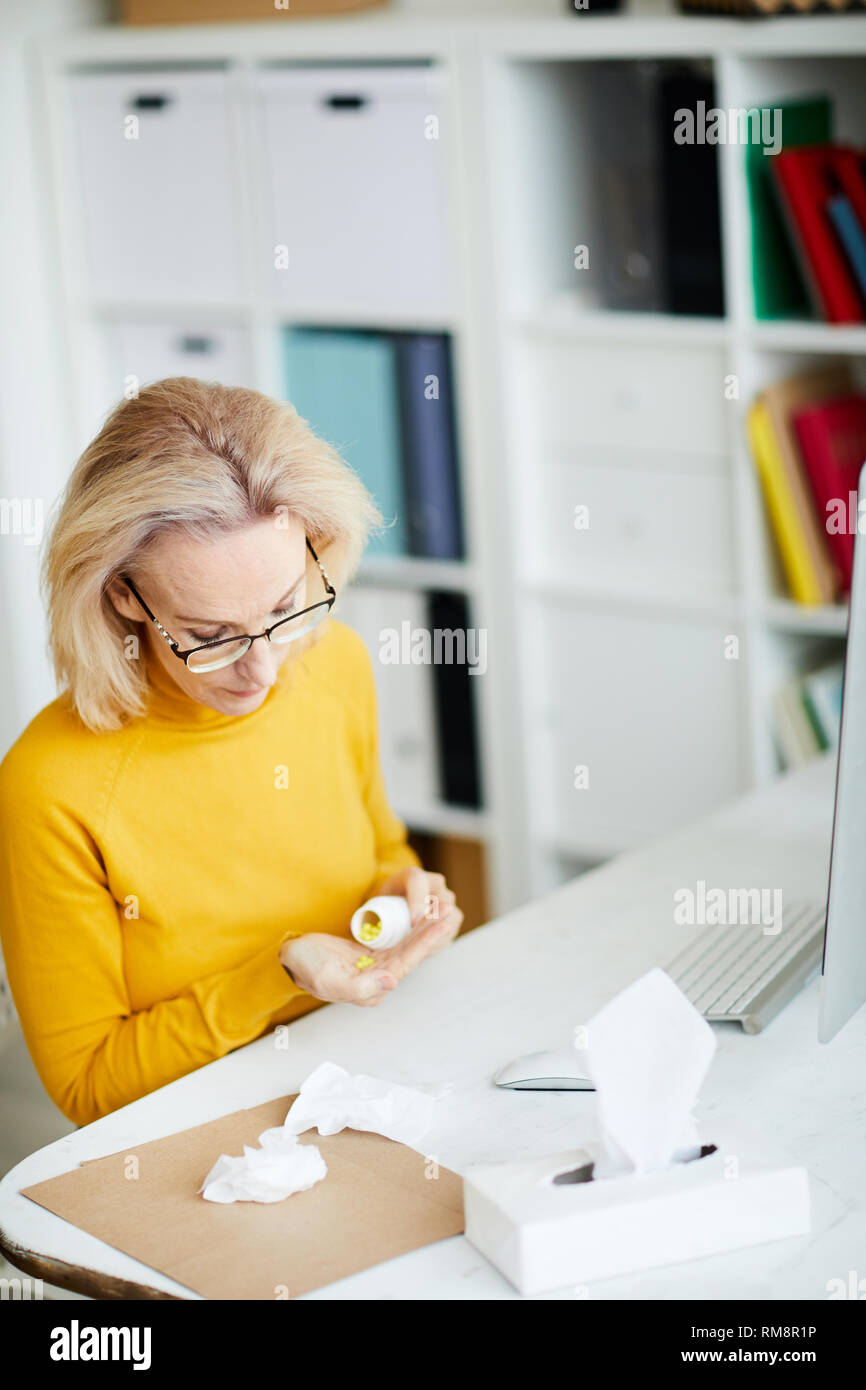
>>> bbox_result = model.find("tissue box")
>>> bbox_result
[463,1142,810,1295]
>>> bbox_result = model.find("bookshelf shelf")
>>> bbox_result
[85,298,253,320]
[521,573,742,622]
[41,13,866,915]
[42,13,866,69]
[396,802,493,840]
[744,323,866,356]
[271,307,462,335]
[488,15,866,62]
[515,304,731,348]
[760,598,850,637]
[86,301,465,336]
[356,556,479,594]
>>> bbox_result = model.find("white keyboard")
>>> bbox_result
[666,900,826,1034]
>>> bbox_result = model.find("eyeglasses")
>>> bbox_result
[121,537,337,673]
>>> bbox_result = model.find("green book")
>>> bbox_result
[746,95,832,321]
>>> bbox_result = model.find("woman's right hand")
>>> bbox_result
[279,916,456,1008]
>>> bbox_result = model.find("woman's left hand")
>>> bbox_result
[371,865,464,969]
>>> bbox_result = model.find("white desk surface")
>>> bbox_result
[2,752,861,1301]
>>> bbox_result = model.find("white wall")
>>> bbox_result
[0,0,112,757]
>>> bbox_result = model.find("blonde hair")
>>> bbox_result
[42,378,383,733]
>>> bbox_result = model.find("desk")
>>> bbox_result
[1,753,861,1300]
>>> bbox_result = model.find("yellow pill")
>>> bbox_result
[355,955,375,970]
[358,912,383,943]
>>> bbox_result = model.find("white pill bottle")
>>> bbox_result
[350,895,413,950]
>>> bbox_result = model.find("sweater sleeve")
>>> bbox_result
[0,766,308,1129]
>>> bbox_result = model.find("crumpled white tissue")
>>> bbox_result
[199,1061,436,1204]
[573,967,716,1180]
[283,1060,436,1147]
[199,1127,327,1203]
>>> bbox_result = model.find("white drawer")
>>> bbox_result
[522,603,747,854]
[527,446,737,595]
[68,70,241,302]
[525,339,730,455]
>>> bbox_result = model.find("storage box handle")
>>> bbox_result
[323,94,369,111]
[132,94,172,111]
[176,335,215,354]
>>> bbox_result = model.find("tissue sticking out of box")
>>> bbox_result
[572,967,716,1181]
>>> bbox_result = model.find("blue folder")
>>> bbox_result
[396,334,464,560]
[282,328,407,557]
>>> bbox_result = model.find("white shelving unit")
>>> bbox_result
[39,13,866,912]
[472,17,864,894]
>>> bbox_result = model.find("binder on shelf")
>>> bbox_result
[793,393,866,595]
[657,67,725,317]
[773,658,845,771]
[773,679,824,768]
[770,145,865,325]
[395,333,464,561]
[827,145,866,305]
[827,196,866,304]
[801,661,845,751]
[581,60,724,317]
[583,62,667,314]
[336,587,440,812]
[747,402,823,604]
[745,96,832,322]
[283,328,407,557]
[830,146,866,240]
[746,365,855,605]
[426,591,482,810]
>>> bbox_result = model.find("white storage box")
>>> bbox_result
[463,1142,810,1295]
[256,66,451,315]
[68,70,242,302]
[108,321,255,392]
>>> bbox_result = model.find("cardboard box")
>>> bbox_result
[463,1142,811,1295]
[120,0,389,24]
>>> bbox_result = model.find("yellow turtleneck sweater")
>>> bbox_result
[0,618,420,1128]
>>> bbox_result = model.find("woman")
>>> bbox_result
[0,378,463,1128]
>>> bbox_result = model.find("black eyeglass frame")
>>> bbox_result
[121,537,337,671]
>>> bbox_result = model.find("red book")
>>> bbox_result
[771,146,866,324]
[831,146,866,235]
[793,394,866,593]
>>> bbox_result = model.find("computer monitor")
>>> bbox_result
[818,460,866,1043]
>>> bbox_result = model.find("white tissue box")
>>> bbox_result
[463,1142,810,1295]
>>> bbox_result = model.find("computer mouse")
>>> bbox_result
[493,1048,595,1091]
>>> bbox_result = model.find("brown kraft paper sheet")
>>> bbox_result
[20,1093,465,1300]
